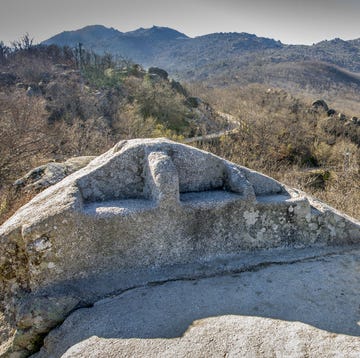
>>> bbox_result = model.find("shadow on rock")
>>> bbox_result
[36,250,360,357]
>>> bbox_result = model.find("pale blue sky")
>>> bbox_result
[1,0,360,45]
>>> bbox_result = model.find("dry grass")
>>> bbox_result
[280,170,360,220]
[190,83,359,220]
[0,186,37,225]
[0,48,359,224]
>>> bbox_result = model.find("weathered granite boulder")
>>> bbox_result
[0,138,359,356]
[56,316,360,358]
[36,247,360,357]
[13,156,96,192]
[338,112,346,121]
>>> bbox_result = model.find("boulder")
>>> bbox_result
[327,109,336,116]
[58,316,360,358]
[311,99,328,112]
[170,79,187,96]
[148,67,168,80]
[0,138,359,356]
[26,85,42,97]
[13,156,96,192]
[338,113,346,121]
[187,96,202,108]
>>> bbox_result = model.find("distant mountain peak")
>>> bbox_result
[43,25,189,48]
[42,25,360,78]
[81,24,119,31]
[125,26,189,40]
[43,24,122,46]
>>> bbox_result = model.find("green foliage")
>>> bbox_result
[135,77,193,135]
[80,51,135,89]
[82,66,123,89]
[150,124,184,142]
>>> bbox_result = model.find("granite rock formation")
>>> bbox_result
[0,138,359,357]
[37,248,360,357]
[13,156,96,192]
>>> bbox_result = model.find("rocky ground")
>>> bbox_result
[34,247,360,357]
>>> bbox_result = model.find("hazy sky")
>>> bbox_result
[1,0,360,45]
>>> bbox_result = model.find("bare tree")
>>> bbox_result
[0,41,10,64]
[11,33,34,51]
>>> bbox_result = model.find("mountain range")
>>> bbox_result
[43,25,360,98]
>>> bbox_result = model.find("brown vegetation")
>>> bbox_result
[0,43,227,223]
[0,40,359,223]
[188,83,359,219]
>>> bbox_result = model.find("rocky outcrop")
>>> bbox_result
[0,138,359,356]
[13,156,96,192]
[55,316,360,358]
[37,248,360,357]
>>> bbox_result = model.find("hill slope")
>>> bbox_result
[42,25,360,105]
[43,25,283,68]
[44,25,189,64]
[43,25,360,74]
[0,44,359,224]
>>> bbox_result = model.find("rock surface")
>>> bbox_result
[0,138,359,356]
[59,317,360,358]
[36,248,360,357]
[13,156,96,191]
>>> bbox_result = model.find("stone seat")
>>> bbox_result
[83,199,157,217]
[0,138,359,357]
[180,190,243,204]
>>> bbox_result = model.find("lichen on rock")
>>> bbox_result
[0,138,359,356]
